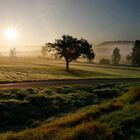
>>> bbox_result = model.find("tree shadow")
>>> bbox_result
[63,69,112,78]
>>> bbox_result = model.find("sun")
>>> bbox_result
[4,28,17,41]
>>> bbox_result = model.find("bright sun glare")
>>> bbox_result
[4,28,17,41]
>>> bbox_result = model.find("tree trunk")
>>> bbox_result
[66,60,69,71]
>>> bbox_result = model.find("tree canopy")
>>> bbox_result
[46,35,95,71]
[131,40,140,66]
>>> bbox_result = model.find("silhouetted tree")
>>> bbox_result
[126,54,131,62]
[41,46,48,58]
[112,47,121,65]
[46,35,95,71]
[10,48,16,58]
[131,40,140,66]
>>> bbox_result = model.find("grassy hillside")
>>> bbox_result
[0,83,139,140]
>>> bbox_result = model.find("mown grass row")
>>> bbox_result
[0,57,140,82]
[0,65,117,82]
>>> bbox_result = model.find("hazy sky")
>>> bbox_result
[0,0,140,50]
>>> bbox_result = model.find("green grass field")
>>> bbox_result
[0,83,139,140]
[0,57,139,82]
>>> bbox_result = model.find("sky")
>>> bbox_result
[0,0,140,50]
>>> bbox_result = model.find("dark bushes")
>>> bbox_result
[99,58,111,65]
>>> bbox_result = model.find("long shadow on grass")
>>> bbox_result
[62,69,114,78]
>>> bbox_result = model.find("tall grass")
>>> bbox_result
[0,86,139,140]
[0,85,120,132]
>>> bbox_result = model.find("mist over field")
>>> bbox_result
[0,41,134,65]
[94,41,134,63]
[0,0,140,140]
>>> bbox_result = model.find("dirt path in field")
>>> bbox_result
[0,78,140,88]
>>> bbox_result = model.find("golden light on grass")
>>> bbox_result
[4,28,17,41]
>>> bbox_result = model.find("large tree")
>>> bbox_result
[112,47,121,65]
[46,35,95,71]
[131,40,140,66]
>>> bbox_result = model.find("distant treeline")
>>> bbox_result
[96,41,134,47]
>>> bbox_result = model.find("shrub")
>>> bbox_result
[95,89,119,99]
[25,88,38,94]
[99,58,111,65]
[44,89,53,95]
[25,94,51,106]
[55,86,76,94]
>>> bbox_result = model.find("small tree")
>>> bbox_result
[10,48,16,58]
[112,47,121,65]
[99,58,110,65]
[126,54,131,62]
[41,46,48,58]
[46,35,95,71]
[131,40,140,66]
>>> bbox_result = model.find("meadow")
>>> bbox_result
[0,57,139,82]
[0,83,139,140]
